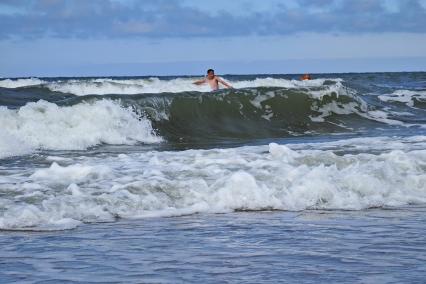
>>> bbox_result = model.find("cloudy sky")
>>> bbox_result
[1,0,426,77]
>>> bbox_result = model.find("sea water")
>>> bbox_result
[0,72,425,282]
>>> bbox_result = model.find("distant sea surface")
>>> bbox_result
[1,72,425,283]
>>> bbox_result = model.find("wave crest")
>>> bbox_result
[0,99,161,158]
[1,77,342,95]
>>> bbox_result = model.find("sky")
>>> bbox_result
[1,0,426,77]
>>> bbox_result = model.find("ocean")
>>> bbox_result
[1,72,425,283]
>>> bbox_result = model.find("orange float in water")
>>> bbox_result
[301,74,311,80]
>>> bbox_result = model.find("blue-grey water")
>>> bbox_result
[0,72,425,283]
[2,209,426,283]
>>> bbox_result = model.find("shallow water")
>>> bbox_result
[1,208,426,283]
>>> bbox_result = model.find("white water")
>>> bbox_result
[0,77,341,95]
[379,89,426,107]
[0,78,45,88]
[0,100,161,159]
[1,136,425,230]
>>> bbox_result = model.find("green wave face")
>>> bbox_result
[97,86,384,142]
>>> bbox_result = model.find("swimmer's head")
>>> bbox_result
[207,69,215,79]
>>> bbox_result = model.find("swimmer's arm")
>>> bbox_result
[217,77,233,88]
[193,78,206,85]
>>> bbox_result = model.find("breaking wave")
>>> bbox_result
[1,76,424,157]
[0,100,161,159]
[1,137,425,230]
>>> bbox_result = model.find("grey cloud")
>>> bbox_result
[0,0,425,40]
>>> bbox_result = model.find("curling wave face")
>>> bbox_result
[0,136,425,230]
[123,83,410,142]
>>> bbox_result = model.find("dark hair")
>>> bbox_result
[207,69,214,74]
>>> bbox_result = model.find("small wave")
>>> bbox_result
[0,99,161,159]
[1,137,425,230]
[0,78,45,88]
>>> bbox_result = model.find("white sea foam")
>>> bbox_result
[243,80,373,124]
[288,135,426,152]
[0,77,342,95]
[378,90,426,107]
[233,78,339,90]
[0,78,45,88]
[0,132,34,159]
[309,93,407,126]
[1,136,425,230]
[240,79,396,126]
[45,78,210,95]
[0,100,161,159]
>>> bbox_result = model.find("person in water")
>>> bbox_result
[193,69,233,91]
[300,73,312,81]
